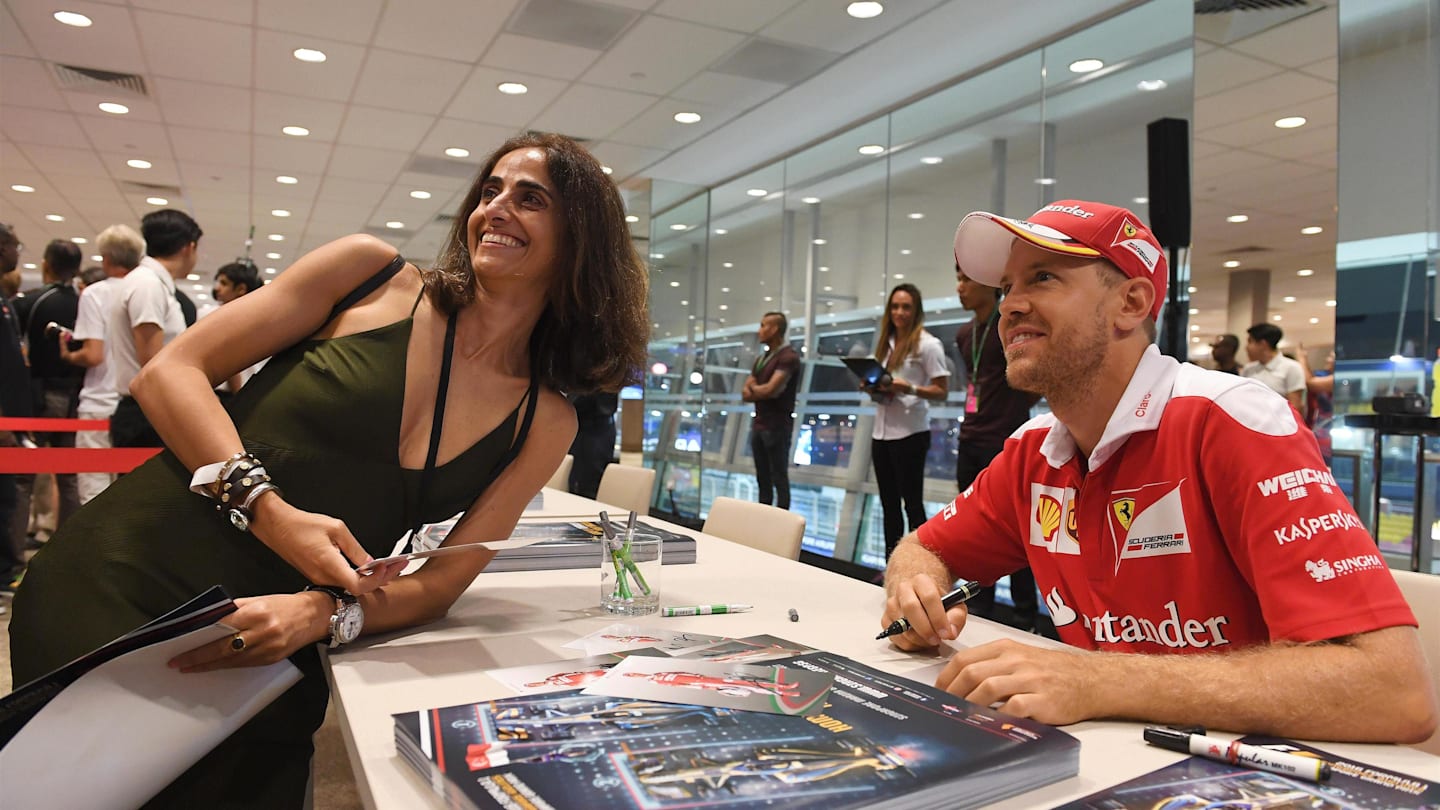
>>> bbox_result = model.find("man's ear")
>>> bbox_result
[1115,277,1155,332]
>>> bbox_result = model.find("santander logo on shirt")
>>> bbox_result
[1044,587,1232,649]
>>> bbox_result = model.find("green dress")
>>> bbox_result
[9,258,538,807]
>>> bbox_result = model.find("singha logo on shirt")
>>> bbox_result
[1305,559,1336,582]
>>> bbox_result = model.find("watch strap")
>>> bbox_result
[303,584,354,603]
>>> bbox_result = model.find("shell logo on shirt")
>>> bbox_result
[1029,484,1080,555]
[1106,481,1191,574]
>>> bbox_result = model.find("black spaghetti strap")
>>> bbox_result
[326,254,405,323]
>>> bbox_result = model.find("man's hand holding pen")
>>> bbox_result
[880,574,971,648]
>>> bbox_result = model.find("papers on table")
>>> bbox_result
[358,535,548,575]
[581,655,833,717]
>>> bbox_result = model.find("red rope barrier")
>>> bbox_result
[0,447,162,474]
[0,417,111,432]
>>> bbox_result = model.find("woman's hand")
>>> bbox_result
[168,592,332,673]
[248,491,404,594]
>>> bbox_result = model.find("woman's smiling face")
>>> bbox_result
[467,147,565,285]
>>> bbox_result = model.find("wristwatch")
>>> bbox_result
[304,585,364,648]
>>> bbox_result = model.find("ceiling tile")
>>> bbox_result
[102,151,182,186]
[327,144,411,181]
[6,1,145,71]
[652,0,799,33]
[479,33,601,81]
[169,125,253,167]
[1298,56,1337,82]
[583,15,744,96]
[133,11,252,87]
[1194,71,1334,130]
[152,78,252,130]
[0,4,35,58]
[77,116,171,155]
[176,162,252,191]
[1247,127,1336,161]
[0,56,69,112]
[250,169,323,200]
[254,30,368,102]
[1194,49,1284,99]
[256,0,385,45]
[253,134,334,172]
[373,0,520,62]
[336,107,433,152]
[587,140,669,179]
[762,0,936,54]
[417,119,520,163]
[3,108,89,149]
[444,67,570,126]
[605,98,735,150]
[60,90,163,123]
[253,92,347,141]
[314,177,392,203]
[529,84,658,140]
[1227,6,1336,68]
[352,50,470,115]
[130,0,254,25]
[669,71,788,110]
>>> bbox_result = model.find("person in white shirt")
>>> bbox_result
[108,209,200,447]
[1241,322,1305,411]
[60,225,145,501]
[863,283,950,560]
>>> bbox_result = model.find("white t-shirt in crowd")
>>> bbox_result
[71,276,121,416]
[1241,354,1305,399]
[107,256,186,397]
[872,330,950,441]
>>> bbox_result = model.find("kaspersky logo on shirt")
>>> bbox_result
[1030,485,1080,555]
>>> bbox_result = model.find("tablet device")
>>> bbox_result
[841,357,890,386]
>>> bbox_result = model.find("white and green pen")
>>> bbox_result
[661,604,753,617]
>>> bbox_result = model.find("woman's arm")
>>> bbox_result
[169,389,579,672]
[132,234,414,593]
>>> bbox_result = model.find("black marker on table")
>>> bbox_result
[876,580,983,640]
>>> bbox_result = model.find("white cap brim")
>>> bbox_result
[953,211,1101,288]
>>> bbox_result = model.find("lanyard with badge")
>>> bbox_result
[965,311,997,415]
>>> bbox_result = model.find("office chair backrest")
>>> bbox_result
[702,496,805,560]
[545,454,574,492]
[594,463,656,516]
[1392,569,1440,755]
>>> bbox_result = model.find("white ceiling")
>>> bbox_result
[0,0,1134,299]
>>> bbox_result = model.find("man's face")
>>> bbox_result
[1245,335,1265,359]
[757,315,780,345]
[1211,339,1235,365]
[213,275,244,304]
[996,240,1113,399]
[0,232,18,275]
[955,268,992,312]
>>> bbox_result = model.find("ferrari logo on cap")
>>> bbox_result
[1114,219,1139,244]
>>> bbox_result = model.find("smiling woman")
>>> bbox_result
[9,132,650,807]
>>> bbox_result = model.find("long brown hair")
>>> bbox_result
[426,132,649,393]
[874,283,926,373]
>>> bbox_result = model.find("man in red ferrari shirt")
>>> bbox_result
[880,199,1436,745]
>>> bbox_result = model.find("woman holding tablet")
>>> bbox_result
[864,283,949,560]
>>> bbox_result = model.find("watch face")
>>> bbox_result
[335,603,364,644]
[228,509,250,532]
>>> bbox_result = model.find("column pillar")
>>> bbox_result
[1226,269,1269,362]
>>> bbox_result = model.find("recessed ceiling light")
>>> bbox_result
[11,184,35,193]
[497,82,528,95]
[281,125,310,137]
[680,300,689,305]
[1188,308,1199,315]
[1223,260,1240,268]
[268,234,284,241]
[601,166,613,175]
[1274,116,1307,129]
[857,144,885,155]
[409,190,431,199]
[90,254,102,261]
[1297,268,1314,277]
[385,221,404,229]
[185,273,201,281]
[722,262,734,268]
[1137,79,1167,92]
[625,215,639,223]
[669,281,679,287]
[1034,177,1057,185]
[275,175,298,184]
[265,252,281,259]
[718,304,728,311]
[920,156,943,165]
[824,285,834,292]
[847,1,884,19]
[126,159,152,169]
[1187,286,1197,293]
[1133,196,1149,204]
[746,188,767,197]
[146,196,167,205]
[720,287,730,293]
[673,112,701,124]
[445,147,470,158]
[714,228,728,235]
[54,11,92,27]
[293,48,327,63]
[191,283,203,291]
[894,274,906,280]
[1226,214,1248,223]
[271,209,290,217]
[1283,296,1297,303]
[70,237,87,244]
[907,213,924,220]
[1301,226,1324,235]
[802,196,821,204]
[1325,299,1336,307]
[98,102,129,115]
[1309,317,1319,324]
[900,249,912,255]
[819,266,829,272]
[1272,315,1283,321]
[1069,58,1104,73]
[812,238,827,245]
[763,296,773,302]
[265,267,277,274]
[45,214,64,222]
[22,263,35,269]
[669,223,687,231]
[1190,324,1200,331]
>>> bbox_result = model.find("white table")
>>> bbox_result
[326,505,1440,809]
[518,487,603,520]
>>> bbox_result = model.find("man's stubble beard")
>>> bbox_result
[1003,309,1109,411]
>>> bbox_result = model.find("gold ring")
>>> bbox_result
[230,633,247,652]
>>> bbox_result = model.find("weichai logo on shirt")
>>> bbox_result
[1029,484,1079,555]
[1256,467,1336,501]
